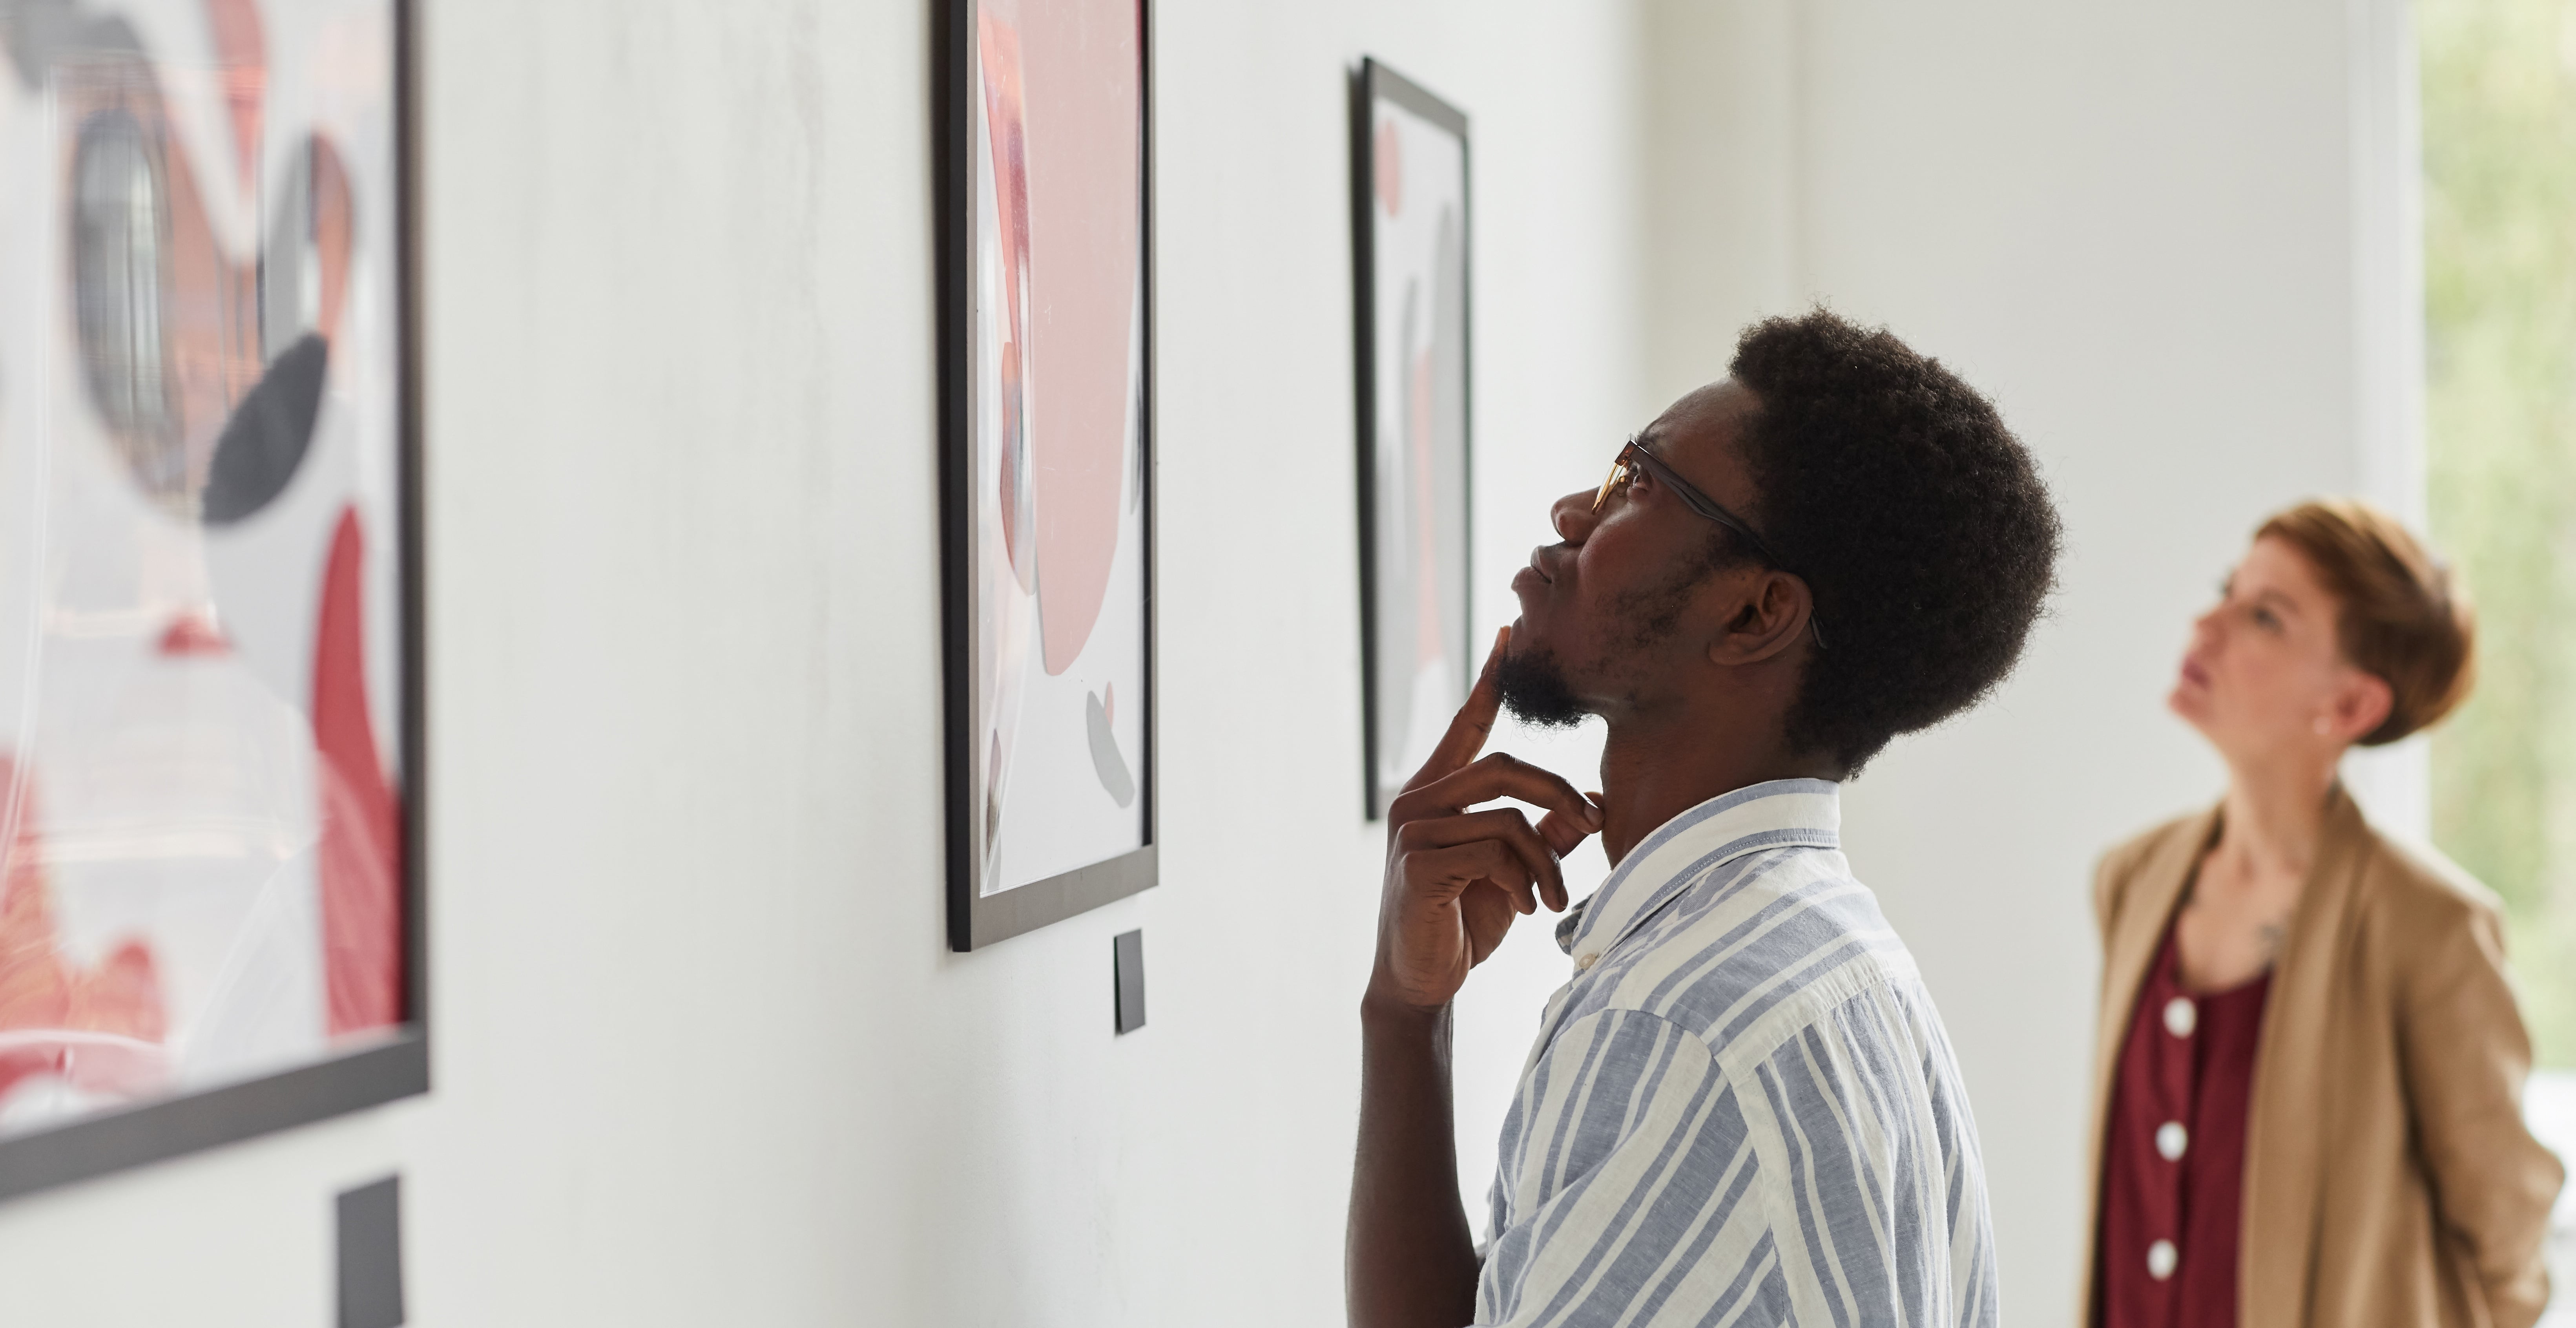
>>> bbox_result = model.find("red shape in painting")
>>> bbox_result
[158,610,231,656]
[0,757,171,1105]
[314,506,401,1035]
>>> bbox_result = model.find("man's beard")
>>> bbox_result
[1498,549,1731,729]
[1496,645,1587,728]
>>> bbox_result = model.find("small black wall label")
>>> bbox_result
[1114,929,1147,1035]
[337,1175,405,1328]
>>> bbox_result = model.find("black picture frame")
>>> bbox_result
[937,0,1157,951]
[0,0,429,1204]
[1352,59,1473,820]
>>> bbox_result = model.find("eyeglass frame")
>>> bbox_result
[1593,437,1828,649]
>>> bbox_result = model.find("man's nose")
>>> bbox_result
[1550,490,1597,543]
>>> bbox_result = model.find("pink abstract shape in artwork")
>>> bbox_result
[0,757,172,1104]
[313,507,402,1035]
[1375,119,1403,217]
[203,0,267,190]
[302,136,359,348]
[1006,0,1139,676]
[978,9,1039,595]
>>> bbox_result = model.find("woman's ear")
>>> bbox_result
[2331,670,2394,743]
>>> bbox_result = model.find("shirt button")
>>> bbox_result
[2163,996,2198,1038]
[2147,1238,2178,1281]
[1576,953,1600,971]
[2156,1121,2189,1161]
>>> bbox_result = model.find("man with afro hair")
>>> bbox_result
[1350,309,2058,1328]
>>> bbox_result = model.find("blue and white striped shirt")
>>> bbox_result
[1477,780,1998,1327]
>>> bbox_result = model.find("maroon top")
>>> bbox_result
[2095,920,2271,1328]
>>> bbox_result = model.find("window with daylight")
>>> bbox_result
[2420,0,2576,1313]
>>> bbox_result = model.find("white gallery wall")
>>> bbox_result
[0,0,1643,1324]
[0,0,2415,1324]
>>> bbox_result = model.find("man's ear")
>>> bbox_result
[1706,570,1814,667]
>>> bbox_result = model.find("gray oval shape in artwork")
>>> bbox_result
[70,106,182,500]
[210,136,354,525]
[1086,690,1136,808]
[201,332,328,525]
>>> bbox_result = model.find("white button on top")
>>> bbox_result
[2156,1121,2189,1161]
[1576,953,1601,972]
[2163,996,2198,1038]
[2146,1238,2178,1281]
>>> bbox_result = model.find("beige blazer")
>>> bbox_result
[2081,787,2564,1328]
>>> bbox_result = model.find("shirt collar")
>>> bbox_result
[1554,778,1843,961]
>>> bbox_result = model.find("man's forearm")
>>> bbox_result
[1348,995,1481,1328]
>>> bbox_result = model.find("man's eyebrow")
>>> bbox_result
[1635,426,1664,449]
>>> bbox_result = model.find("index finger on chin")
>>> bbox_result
[1402,626,1511,795]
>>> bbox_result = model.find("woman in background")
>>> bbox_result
[2083,499,2563,1328]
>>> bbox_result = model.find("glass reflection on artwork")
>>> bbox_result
[1363,73,1470,818]
[965,0,1148,897]
[0,0,403,1135]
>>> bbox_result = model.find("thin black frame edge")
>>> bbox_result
[0,0,431,1206]
[396,0,430,1053]
[1352,58,1473,822]
[1137,0,1159,895]
[0,1033,428,1204]
[1350,62,1381,822]
[939,0,1159,953]
[935,0,976,952]
[1365,60,1469,139]
[971,845,1157,951]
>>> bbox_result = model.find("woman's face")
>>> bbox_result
[2169,535,2391,764]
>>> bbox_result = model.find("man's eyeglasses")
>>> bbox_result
[1593,438,1828,649]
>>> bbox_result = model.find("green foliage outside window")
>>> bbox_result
[2421,0,2576,1068]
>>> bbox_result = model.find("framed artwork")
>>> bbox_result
[1352,59,1471,820]
[0,0,422,1200]
[938,0,1154,951]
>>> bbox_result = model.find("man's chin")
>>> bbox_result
[1495,647,1589,729]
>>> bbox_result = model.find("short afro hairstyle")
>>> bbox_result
[1726,309,2060,773]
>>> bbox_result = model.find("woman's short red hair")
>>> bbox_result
[2256,498,2475,745]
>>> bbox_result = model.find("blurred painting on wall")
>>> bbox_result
[0,0,421,1198]
[940,0,1153,950]
[1353,59,1470,820]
